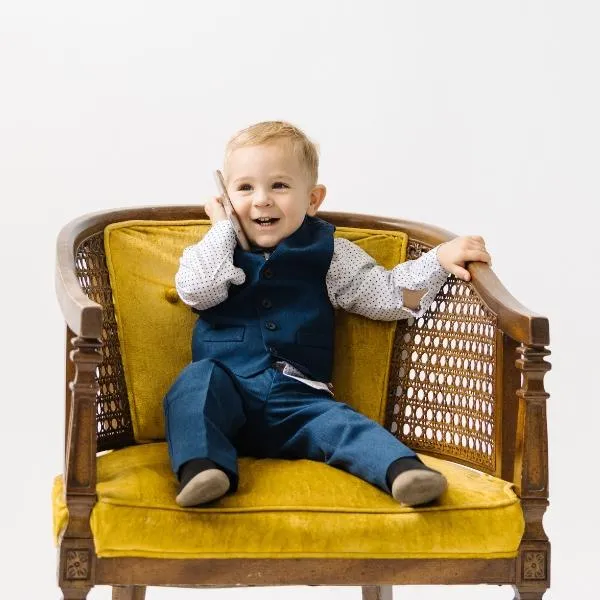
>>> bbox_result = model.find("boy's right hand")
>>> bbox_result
[204,196,228,224]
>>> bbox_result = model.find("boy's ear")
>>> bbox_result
[307,184,327,216]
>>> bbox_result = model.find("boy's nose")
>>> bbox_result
[253,190,273,206]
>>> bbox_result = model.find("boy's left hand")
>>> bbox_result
[437,236,492,282]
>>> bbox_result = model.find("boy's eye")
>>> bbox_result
[237,182,288,191]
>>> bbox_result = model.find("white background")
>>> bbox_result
[0,1,597,598]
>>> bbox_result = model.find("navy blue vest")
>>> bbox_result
[191,216,336,381]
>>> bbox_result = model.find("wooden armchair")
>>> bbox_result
[53,207,551,600]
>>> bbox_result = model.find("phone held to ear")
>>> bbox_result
[213,169,251,251]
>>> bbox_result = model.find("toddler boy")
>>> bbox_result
[164,120,492,507]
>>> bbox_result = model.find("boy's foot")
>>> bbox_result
[388,456,448,506]
[176,459,230,507]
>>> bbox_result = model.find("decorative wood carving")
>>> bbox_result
[406,240,429,260]
[523,551,547,580]
[65,549,90,580]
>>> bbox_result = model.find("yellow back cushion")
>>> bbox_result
[105,220,408,442]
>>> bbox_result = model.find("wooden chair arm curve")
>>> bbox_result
[56,225,103,338]
[322,210,549,346]
[467,263,549,346]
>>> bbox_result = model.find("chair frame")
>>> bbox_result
[54,207,551,600]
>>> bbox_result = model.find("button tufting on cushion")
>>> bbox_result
[165,288,180,304]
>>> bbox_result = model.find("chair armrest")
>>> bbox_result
[468,262,549,346]
[56,224,103,338]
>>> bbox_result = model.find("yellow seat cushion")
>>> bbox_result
[52,443,524,559]
[104,220,409,441]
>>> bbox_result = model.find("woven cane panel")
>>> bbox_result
[385,241,498,472]
[75,232,135,451]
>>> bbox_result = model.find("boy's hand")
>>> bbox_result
[204,196,228,224]
[437,236,492,281]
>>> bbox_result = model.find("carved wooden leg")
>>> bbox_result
[512,585,548,599]
[59,585,92,600]
[362,585,393,600]
[510,542,550,599]
[113,585,147,600]
[512,541,550,599]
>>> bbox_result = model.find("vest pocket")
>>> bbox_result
[202,325,245,342]
[296,330,331,348]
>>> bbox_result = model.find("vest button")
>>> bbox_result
[263,268,274,279]
[261,298,273,309]
[265,321,277,331]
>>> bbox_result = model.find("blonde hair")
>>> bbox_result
[224,120,320,186]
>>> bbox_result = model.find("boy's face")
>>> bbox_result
[224,141,326,249]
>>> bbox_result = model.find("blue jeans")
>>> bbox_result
[163,359,416,494]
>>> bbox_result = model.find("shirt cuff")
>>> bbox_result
[423,243,452,280]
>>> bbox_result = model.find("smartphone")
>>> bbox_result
[213,169,251,251]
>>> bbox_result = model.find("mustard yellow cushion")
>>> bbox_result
[104,220,408,442]
[52,443,524,558]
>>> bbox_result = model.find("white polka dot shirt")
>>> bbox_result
[176,219,450,321]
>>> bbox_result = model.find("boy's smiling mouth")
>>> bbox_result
[252,217,280,227]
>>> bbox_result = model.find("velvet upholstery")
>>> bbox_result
[53,442,524,559]
[104,221,408,441]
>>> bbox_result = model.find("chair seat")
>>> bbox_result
[52,442,524,559]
